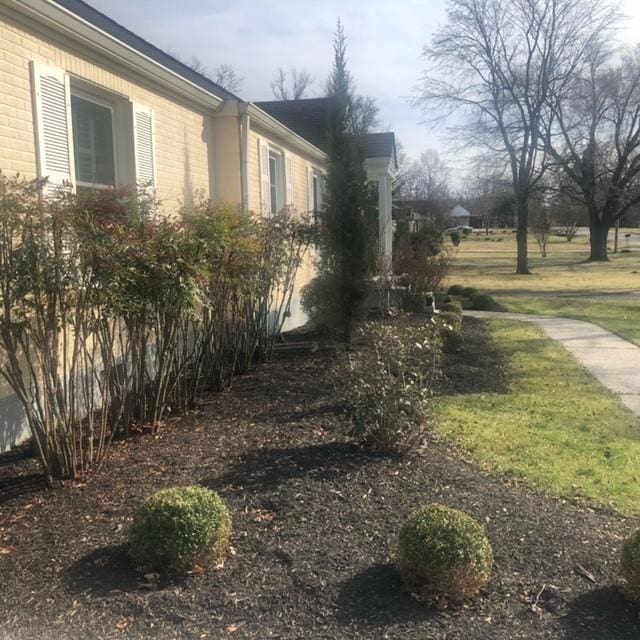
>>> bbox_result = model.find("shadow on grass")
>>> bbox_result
[335,563,435,626]
[64,544,178,596]
[206,442,383,493]
[562,586,640,640]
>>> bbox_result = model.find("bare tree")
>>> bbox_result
[401,150,451,201]
[416,0,619,274]
[213,64,244,93]
[271,67,314,100]
[546,45,640,261]
[168,52,244,93]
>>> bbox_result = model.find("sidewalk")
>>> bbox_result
[466,311,640,417]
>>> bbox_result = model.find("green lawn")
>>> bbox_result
[447,230,640,342]
[436,320,640,515]
[449,231,640,294]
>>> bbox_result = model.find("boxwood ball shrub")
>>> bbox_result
[447,284,465,296]
[129,486,232,575]
[440,300,463,315]
[470,293,496,311]
[461,286,478,299]
[397,504,493,602]
[621,528,640,605]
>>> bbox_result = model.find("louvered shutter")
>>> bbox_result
[133,104,156,189]
[30,61,75,192]
[284,153,293,207]
[307,166,314,213]
[259,139,271,215]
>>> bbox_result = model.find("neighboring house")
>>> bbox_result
[393,199,446,232]
[448,204,472,227]
[0,0,397,452]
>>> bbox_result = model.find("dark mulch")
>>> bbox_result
[1,317,639,639]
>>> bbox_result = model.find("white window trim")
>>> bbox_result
[70,89,119,190]
[267,146,285,215]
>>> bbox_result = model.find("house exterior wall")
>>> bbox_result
[0,9,214,212]
[248,123,325,329]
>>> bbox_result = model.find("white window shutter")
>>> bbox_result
[307,166,314,213]
[133,104,156,190]
[30,61,75,192]
[258,139,270,215]
[284,153,293,207]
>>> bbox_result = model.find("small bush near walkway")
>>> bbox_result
[336,320,440,453]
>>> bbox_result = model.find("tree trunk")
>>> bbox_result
[515,196,530,274]
[589,216,610,261]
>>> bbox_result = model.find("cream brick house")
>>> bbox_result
[0,0,397,451]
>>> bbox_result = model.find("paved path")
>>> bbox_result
[466,310,640,417]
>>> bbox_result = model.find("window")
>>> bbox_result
[70,95,116,189]
[30,62,155,194]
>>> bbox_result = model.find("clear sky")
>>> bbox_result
[87,0,640,169]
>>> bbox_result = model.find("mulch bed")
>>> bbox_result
[0,317,639,639]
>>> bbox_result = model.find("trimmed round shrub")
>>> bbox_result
[461,286,478,299]
[447,284,465,296]
[434,311,463,353]
[129,486,232,575]
[440,301,463,315]
[622,528,640,605]
[470,293,496,311]
[397,504,493,602]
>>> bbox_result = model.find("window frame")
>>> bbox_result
[69,88,119,191]
[267,147,285,215]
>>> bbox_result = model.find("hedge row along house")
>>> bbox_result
[0,0,397,452]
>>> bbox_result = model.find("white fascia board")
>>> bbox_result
[365,156,397,178]
[247,103,327,163]
[6,0,225,112]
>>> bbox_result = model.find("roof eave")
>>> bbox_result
[6,0,225,111]
[248,103,327,162]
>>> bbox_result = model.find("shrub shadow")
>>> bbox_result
[438,317,508,396]
[335,563,435,626]
[562,586,640,640]
[206,442,383,493]
[65,544,155,596]
[0,473,49,505]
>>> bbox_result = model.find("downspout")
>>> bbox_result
[239,102,250,211]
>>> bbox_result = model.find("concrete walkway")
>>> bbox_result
[466,310,640,417]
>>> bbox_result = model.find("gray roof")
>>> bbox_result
[256,98,396,162]
[52,0,240,101]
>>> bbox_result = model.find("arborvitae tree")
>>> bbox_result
[318,21,374,346]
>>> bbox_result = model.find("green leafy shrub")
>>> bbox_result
[433,311,463,353]
[621,528,640,605]
[397,504,493,602]
[447,284,465,296]
[470,293,497,311]
[440,301,463,315]
[461,286,478,298]
[450,231,461,246]
[336,321,441,452]
[129,486,232,575]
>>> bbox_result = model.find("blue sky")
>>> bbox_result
[88,0,640,172]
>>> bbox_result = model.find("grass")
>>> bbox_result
[447,230,640,343]
[436,319,640,516]
[449,231,640,294]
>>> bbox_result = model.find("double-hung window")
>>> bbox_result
[71,94,116,190]
[259,140,292,216]
[30,61,156,194]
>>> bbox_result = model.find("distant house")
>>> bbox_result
[448,204,472,227]
[393,199,446,232]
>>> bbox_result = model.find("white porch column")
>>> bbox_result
[377,174,393,265]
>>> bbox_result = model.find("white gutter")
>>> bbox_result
[4,0,225,111]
